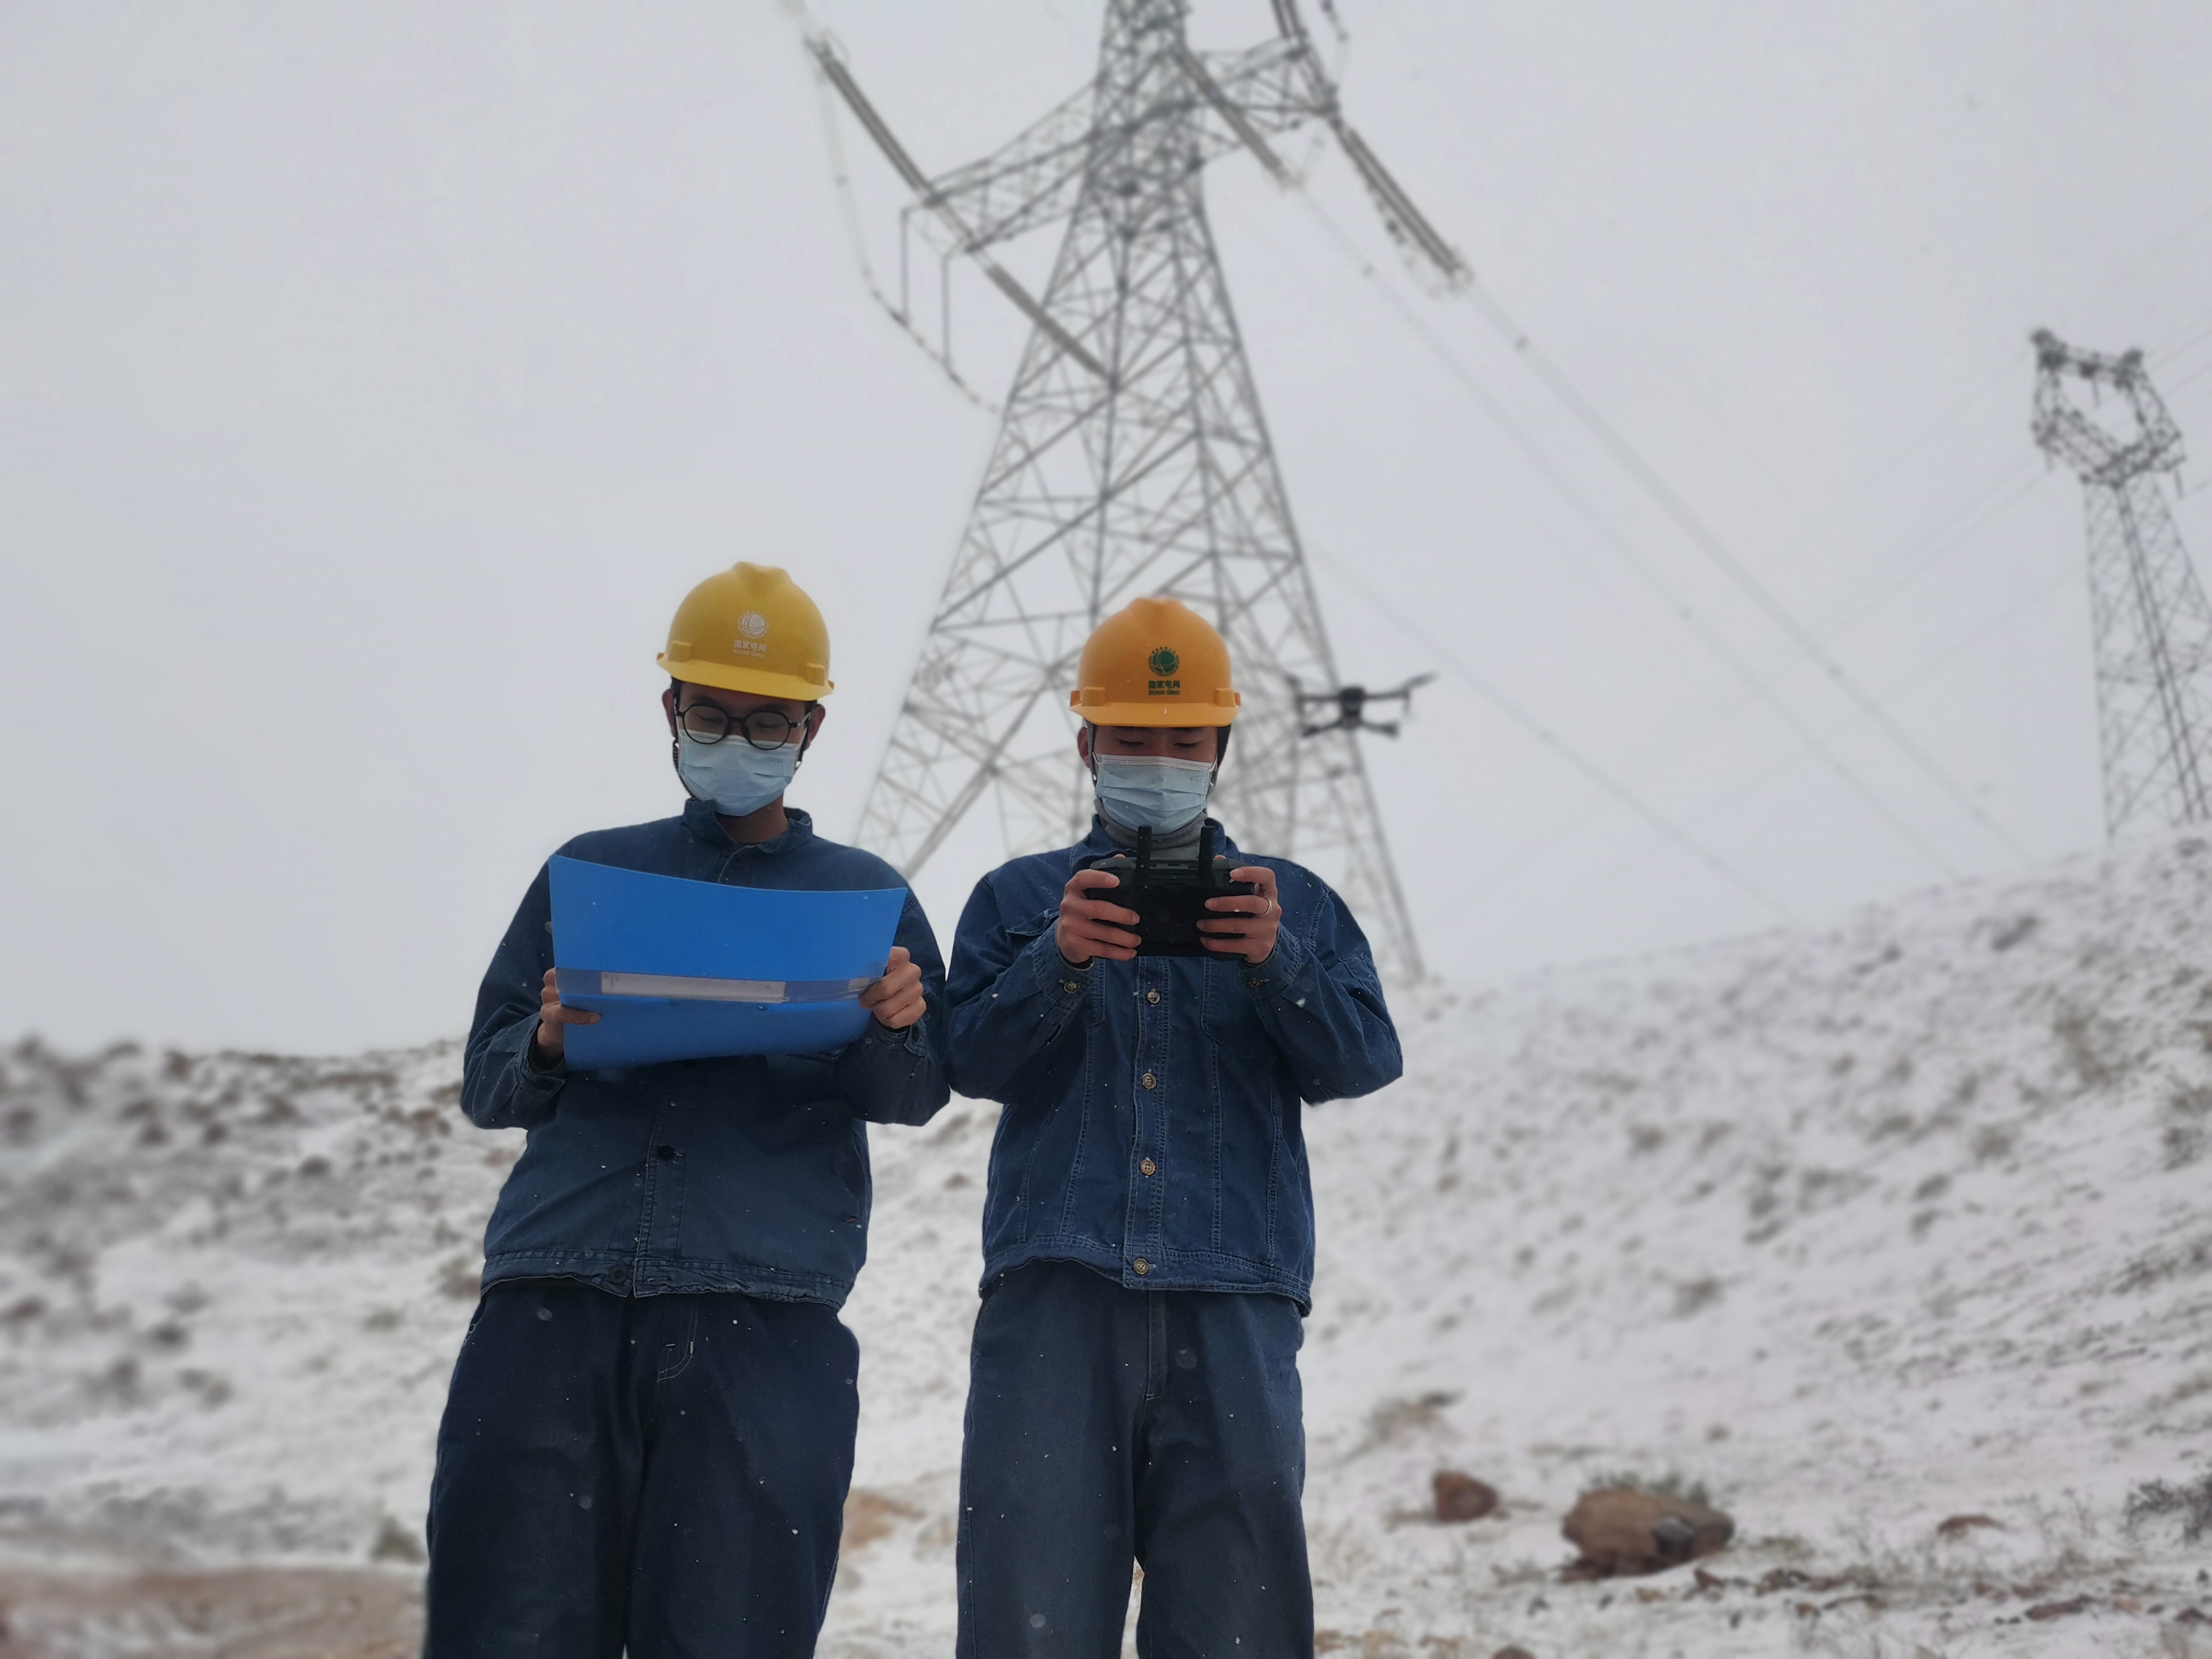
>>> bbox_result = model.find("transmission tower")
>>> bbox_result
[808,0,1464,982]
[2031,329,2212,837]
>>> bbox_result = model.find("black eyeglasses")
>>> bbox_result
[676,701,815,751]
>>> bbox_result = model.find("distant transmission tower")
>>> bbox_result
[809,0,1464,980]
[2031,329,2212,836]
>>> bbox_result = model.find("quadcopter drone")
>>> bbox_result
[1291,672,1437,739]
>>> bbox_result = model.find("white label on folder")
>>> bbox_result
[597,971,790,1003]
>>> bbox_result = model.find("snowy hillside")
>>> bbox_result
[7,834,2212,1655]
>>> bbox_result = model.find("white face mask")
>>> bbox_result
[677,732,802,817]
[1094,754,1215,834]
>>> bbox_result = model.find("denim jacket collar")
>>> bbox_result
[681,797,817,856]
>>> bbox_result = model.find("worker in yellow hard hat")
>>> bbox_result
[942,593,1404,1655]
[423,562,950,1655]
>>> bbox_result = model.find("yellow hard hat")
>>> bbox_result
[1068,595,1239,727]
[657,562,834,701]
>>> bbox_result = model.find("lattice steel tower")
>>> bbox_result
[2032,329,2212,836]
[810,0,1464,980]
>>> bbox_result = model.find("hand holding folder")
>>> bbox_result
[854,946,927,1030]
[530,966,601,1066]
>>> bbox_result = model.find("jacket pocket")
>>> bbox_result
[1202,969,1278,1059]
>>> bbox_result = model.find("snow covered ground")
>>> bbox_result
[6,833,2212,1656]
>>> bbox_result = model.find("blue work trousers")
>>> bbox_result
[423,1279,858,1658]
[956,1261,1312,1658]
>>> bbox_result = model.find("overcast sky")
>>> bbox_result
[6,2,2211,1053]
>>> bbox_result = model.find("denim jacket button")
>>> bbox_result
[1140,1072,1156,1090]
[1131,1257,1150,1275]
[1140,1158,1156,1177]
[1063,980,1081,993]
[1145,989,1160,1005]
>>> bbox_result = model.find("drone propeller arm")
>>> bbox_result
[1369,670,1439,704]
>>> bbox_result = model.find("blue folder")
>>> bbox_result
[547,855,906,1067]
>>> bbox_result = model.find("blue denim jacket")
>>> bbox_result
[461,802,948,1309]
[945,819,1402,1309]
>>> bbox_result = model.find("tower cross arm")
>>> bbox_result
[806,35,1108,380]
[1188,38,1335,137]
[2034,400,2129,480]
[917,84,1099,252]
[808,34,1092,252]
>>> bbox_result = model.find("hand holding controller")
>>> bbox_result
[1057,868,1142,966]
[1196,864,1280,964]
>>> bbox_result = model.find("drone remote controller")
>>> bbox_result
[1076,822,1259,958]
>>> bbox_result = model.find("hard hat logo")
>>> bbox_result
[1148,647,1180,677]
[738,611,769,640]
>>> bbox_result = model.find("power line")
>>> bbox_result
[1286,190,1972,878]
[1451,275,2032,862]
[1306,542,1795,921]
[1533,463,2054,844]
[1212,158,2063,890]
[2060,199,2212,326]
[2166,358,2212,400]
[1356,465,2053,920]
[1806,465,2049,644]
[1283,131,2031,860]
[2153,311,2212,370]
[1539,455,2048,789]
[1334,0,2212,863]
[1688,559,2081,848]
[1504,554,2081,941]
[1350,0,2046,604]
[1219,170,2050,864]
